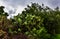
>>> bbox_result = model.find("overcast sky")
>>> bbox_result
[0,0,60,18]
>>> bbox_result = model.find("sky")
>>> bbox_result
[0,0,60,18]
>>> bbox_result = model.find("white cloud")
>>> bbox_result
[7,5,25,19]
[16,5,25,14]
[0,0,26,18]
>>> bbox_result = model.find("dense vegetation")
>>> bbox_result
[0,3,60,39]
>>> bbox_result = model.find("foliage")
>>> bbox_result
[0,3,60,39]
[13,3,51,39]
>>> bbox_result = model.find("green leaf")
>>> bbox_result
[18,28,21,31]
